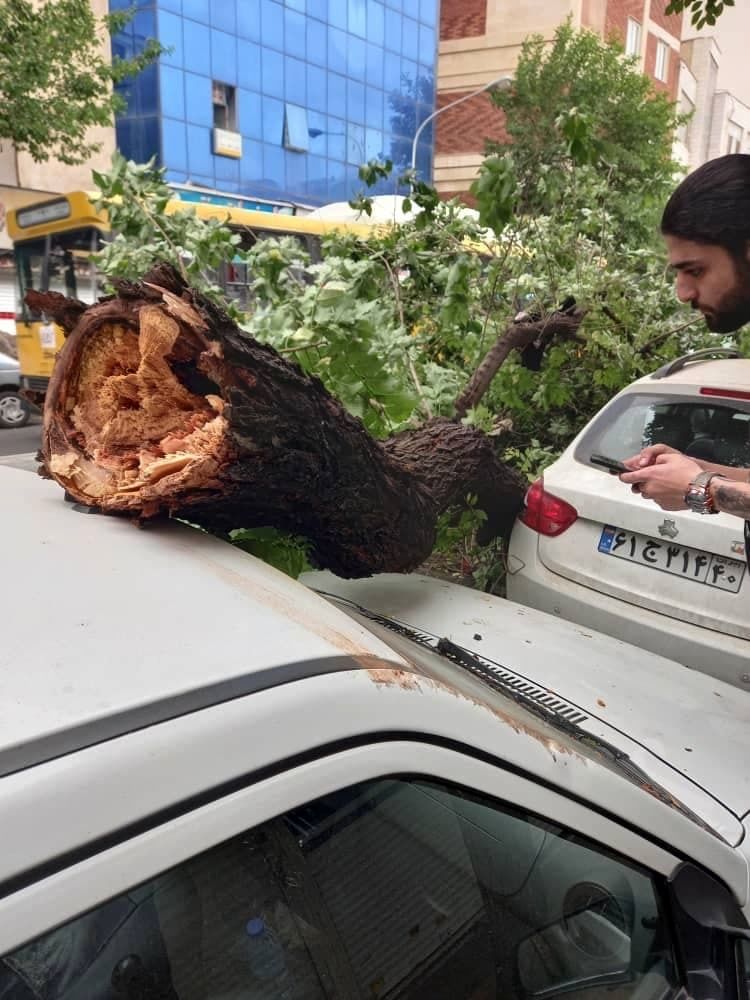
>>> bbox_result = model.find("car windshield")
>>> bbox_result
[577,393,750,468]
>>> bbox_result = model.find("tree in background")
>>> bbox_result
[387,71,437,176]
[462,21,704,481]
[666,0,735,27]
[0,0,161,164]
[474,21,682,240]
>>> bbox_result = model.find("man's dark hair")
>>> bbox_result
[661,154,750,256]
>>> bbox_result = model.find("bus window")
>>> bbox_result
[307,235,323,263]
[15,239,46,320]
[14,228,100,320]
[48,229,100,304]
[219,228,314,307]
[222,259,251,310]
[47,245,76,299]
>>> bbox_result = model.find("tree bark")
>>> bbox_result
[32,264,527,578]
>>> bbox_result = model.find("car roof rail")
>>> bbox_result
[650,347,744,380]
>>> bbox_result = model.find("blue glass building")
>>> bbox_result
[111,0,438,208]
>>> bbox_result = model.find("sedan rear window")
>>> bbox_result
[577,393,750,468]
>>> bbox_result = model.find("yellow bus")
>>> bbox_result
[6,189,375,395]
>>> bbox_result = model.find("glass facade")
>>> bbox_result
[110,0,438,207]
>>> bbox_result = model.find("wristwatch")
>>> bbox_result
[684,471,727,514]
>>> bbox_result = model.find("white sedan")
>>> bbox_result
[2,458,750,999]
[507,350,750,689]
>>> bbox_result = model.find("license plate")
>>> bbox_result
[598,525,746,593]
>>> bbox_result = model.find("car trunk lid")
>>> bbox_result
[537,463,750,641]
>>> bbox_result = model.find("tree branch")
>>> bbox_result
[377,254,433,420]
[454,310,586,419]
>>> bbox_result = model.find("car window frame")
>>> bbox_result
[5,736,747,998]
[0,739,681,958]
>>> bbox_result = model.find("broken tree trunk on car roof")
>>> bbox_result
[26,264,526,578]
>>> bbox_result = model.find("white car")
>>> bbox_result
[2,460,750,999]
[507,350,750,690]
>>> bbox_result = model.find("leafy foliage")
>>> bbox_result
[430,498,507,594]
[0,0,162,164]
[665,0,734,27]
[93,153,242,302]
[230,528,312,579]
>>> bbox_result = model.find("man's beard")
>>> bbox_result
[698,257,750,332]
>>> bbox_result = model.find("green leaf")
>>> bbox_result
[317,280,351,302]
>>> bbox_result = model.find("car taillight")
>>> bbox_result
[519,479,578,537]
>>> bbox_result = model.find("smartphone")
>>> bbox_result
[589,453,628,474]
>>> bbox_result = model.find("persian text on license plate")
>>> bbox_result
[598,525,746,594]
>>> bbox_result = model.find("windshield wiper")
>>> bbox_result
[316,590,720,839]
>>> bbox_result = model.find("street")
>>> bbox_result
[0,414,41,457]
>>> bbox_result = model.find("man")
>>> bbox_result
[621,154,750,520]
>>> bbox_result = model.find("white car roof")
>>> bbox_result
[3,464,749,854]
[635,358,750,392]
[0,466,406,776]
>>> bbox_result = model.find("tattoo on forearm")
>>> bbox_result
[714,481,750,518]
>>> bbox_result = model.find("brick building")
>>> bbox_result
[435,0,683,199]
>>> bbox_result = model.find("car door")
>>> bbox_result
[0,740,730,999]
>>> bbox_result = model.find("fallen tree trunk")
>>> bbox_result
[29,265,527,578]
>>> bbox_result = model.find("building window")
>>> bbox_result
[625,18,642,59]
[655,40,669,82]
[283,103,310,151]
[727,124,742,154]
[212,81,237,131]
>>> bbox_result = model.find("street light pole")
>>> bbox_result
[409,75,513,176]
[308,128,364,163]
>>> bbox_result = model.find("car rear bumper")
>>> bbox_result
[507,522,750,691]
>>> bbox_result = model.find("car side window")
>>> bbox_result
[0,777,677,999]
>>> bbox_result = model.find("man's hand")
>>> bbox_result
[620,453,704,510]
[622,443,680,470]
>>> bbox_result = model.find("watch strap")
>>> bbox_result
[684,471,727,514]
